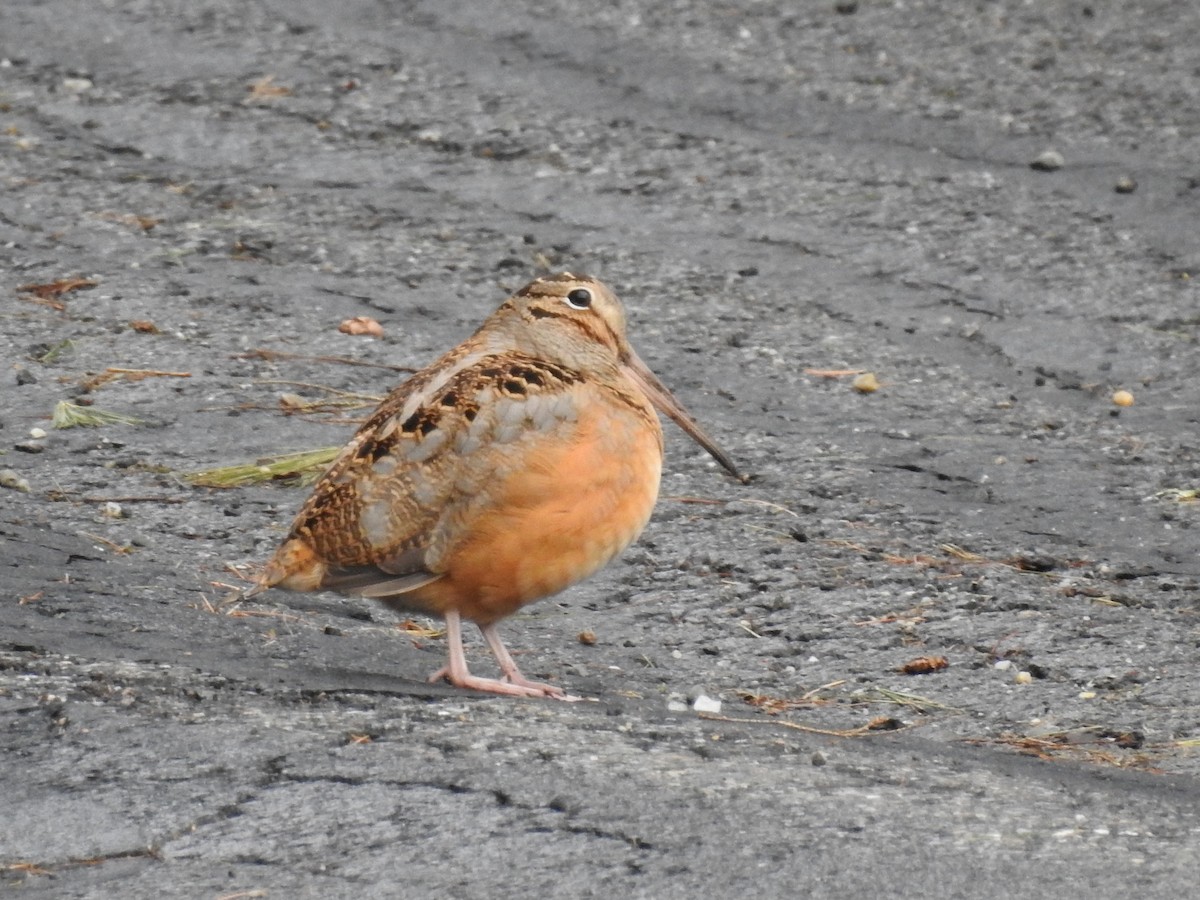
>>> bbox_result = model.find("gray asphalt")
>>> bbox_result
[3,0,1199,896]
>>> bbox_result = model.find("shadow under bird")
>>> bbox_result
[247,273,743,699]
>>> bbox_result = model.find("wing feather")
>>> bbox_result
[282,353,589,590]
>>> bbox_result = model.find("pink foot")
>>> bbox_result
[427,666,575,700]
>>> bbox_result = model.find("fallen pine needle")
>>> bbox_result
[52,401,142,429]
[184,447,340,487]
[861,687,957,712]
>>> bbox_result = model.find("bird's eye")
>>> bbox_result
[564,288,592,310]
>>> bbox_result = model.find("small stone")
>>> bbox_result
[1030,149,1064,171]
[1114,175,1137,194]
[851,372,880,394]
[15,368,37,386]
[14,441,44,454]
[102,501,124,519]
[692,694,722,714]
[29,426,47,439]
[834,0,858,12]
[811,750,827,766]
[1112,390,1134,407]
[577,630,597,646]
[667,699,689,713]
[62,77,94,93]
[994,659,1014,671]
[0,469,31,492]
[1078,690,1097,700]
[1014,670,1034,685]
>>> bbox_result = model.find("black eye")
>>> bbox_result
[565,288,592,310]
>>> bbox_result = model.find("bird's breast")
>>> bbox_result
[411,386,664,624]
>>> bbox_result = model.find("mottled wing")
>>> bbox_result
[282,352,587,593]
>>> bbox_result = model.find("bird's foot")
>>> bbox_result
[426,666,579,701]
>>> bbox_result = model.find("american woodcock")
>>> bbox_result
[249,273,743,699]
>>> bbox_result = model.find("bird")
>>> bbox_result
[246,273,743,699]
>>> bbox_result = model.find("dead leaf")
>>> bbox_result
[866,716,904,731]
[96,211,162,232]
[245,74,292,101]
[17,277,98,302]
[900,655,949,675]
[338,316,384,337]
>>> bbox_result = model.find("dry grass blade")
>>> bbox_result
[258,379,384,403]
[699,712,921,738]
[78,531,134,554]
[941,543,988,562]
[238,347,417,374]
[184,447,340,488]
[739,680,847,714]
[31,338,75,363]
[264,380,383,419]
[278,395,376,418]
[80,367,191,392]
[52,400,142,429]
[396,619,446,639]
[965,729,1162,771]
[737,498,802,517]
[803,367,866,378]
[3,862,52,876]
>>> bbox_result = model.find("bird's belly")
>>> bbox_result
[412,403,663,625]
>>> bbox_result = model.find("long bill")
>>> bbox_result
[622,350,747,483]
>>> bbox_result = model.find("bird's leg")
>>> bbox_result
[427,611,571,699]
[478,622,575,700]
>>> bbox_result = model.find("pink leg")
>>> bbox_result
[479,622,574,700]
[427,611,574,700]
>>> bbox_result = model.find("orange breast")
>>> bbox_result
[408,398,664,625]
